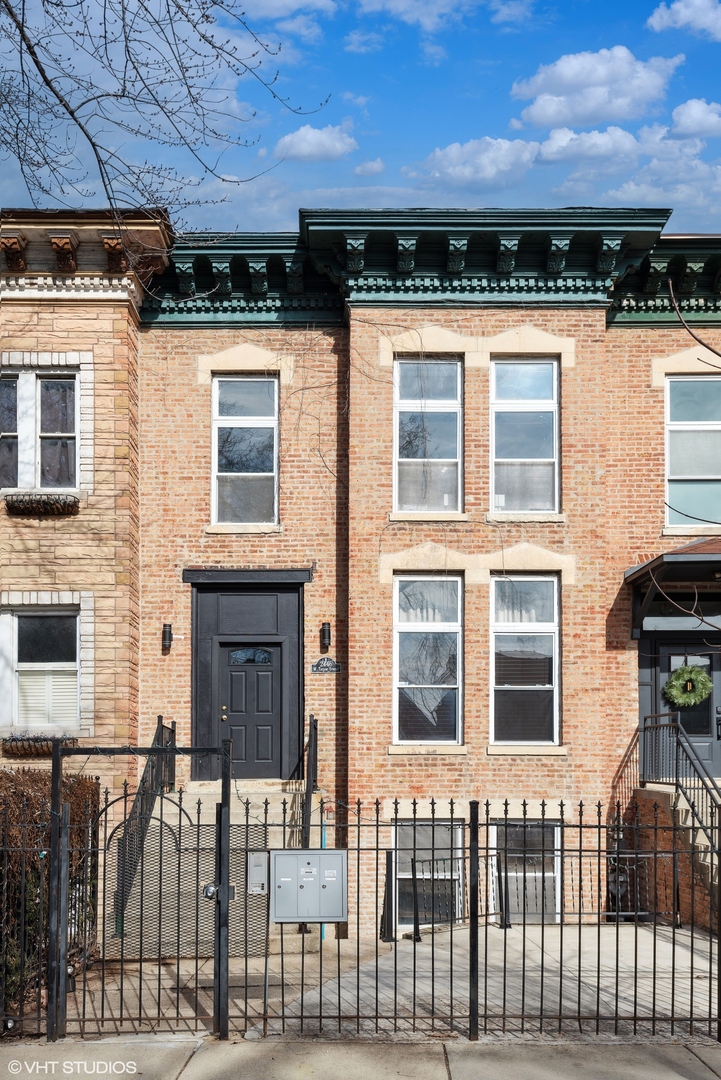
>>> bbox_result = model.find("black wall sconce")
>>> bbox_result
[320,622,332,651]
[162,623,173,652]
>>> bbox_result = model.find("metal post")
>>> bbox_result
[46,740,62,1042]
[212,801,221,1035]
[57,804,70,1038]
[469,799,479,1042]
[217,740,231,1039]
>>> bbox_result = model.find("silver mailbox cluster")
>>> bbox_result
[270,849,348,923]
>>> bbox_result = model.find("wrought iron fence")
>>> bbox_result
[641,714,721,848]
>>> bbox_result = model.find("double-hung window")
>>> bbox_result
[15,613,79,728]
[0,374,77,489]
[212,376,278,523]
[394,576,462,743]
[666,377,721,527]
[491,360,558,513]
[395,359,462,512]
[491,576,558,743]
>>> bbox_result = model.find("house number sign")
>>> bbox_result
[311,657,342,673]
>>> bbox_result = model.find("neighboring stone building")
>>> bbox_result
[3,203,721,834]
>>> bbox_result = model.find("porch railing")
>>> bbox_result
[115,716,176,933]
[301,713,318,849]
[641,713,721,848]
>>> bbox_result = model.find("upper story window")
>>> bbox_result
[15,613,79,728]
[394,359,462,512]
[491,576,558,744]
[0,374,77,489]
[491,360,558,513]
[666,377,721,527]
[212,376,278,524]
[394,575,462,744]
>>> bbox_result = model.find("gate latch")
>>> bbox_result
[202,883,235,901]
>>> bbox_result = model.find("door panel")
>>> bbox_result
[221,643,282,779]
[659,645,721,776]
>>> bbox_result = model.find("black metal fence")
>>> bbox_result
[2,739,720,1043]
[641,714,721,848]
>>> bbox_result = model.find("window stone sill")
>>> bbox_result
[387,744,468,756]
[486,744,567,756]
[662,526,721,536]
[205,523,283,534]
[485,513,566,524]
[388,512,470,522]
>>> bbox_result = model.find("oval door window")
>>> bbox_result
[230,647,272,665]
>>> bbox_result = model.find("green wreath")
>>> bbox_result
[662,665,714,708]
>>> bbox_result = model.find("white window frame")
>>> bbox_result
[14,610,79,729]
[393,574,463,745]
[393,358,463,513]
[666,375,721,527]
[490,358,559,514]
[490,575,559,745]
[0,371,79,492]
[211,375,279,525]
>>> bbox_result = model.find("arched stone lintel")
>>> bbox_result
[196,340,295,385]
[378,322,574,368]
[651,345,721,387]
[378,540,575,584]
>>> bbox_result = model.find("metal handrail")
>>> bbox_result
[115,716,176,933]
[301,714,318,849]
[641,713,721,850]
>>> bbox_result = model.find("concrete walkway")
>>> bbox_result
[3,1036,721,1080]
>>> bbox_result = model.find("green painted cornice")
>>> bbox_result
[609,234,721,325]
[139,207,681,324]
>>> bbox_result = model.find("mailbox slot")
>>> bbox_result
[270,849,347,923]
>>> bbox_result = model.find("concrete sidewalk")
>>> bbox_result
[3,1036,721,1080]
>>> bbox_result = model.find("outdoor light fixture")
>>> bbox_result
[714,571,721,581]
[320,622,332,650]
[162,623,173,651]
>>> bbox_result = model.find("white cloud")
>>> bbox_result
[512,45,684,128]
[274,122,359,161]
[240,0,335,15]
[422,41,448,64]
[647,0,721,39]
[356,0,480,33]
[344,29,385,52]
[672,97,721,136]
[489,0,533,22]
[413,135,540,186]
[354,157,385,175]
[538,125,639,163]
[342,92,370,107]
[276,14,323,41]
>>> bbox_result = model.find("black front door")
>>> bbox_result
[189,578,306,782]
[658,643,721,776]
[219,644,282,779]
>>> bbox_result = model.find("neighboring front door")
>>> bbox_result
[658,643,721,776]
[219,644,282,779]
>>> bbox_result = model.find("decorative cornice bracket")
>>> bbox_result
[211,260,232,296]
[0,232,27,272]
[247,258,268,296]
[643,255,670,295]
[174,260,196,296]
[596,235,624,276]
[285,259,304,294]
[447,236,468,274]
[396,235,417,275]
[679,259,706,295]
[344,233,367,274]
[546,234,572,275]
[101,235,128,274]
[497,235,521,274]
[47,232,79,274]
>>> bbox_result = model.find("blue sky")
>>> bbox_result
[6,0,721,230]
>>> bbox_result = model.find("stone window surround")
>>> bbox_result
[1,351,94,493]
[0,590,95,736]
